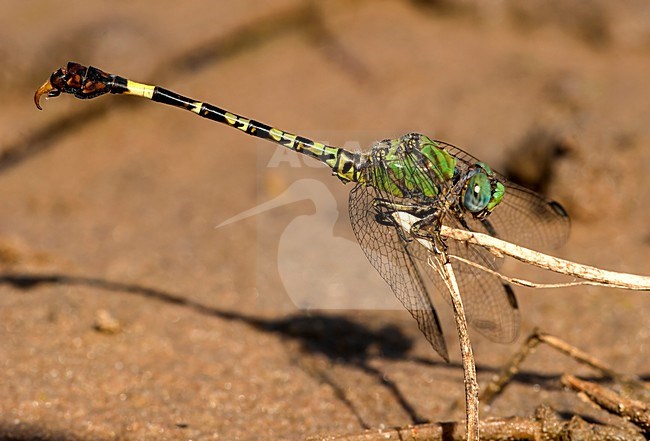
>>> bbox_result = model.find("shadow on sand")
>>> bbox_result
[3,272,645,433]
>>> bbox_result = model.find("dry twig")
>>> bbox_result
[480,330,648,406]
[313,404,645,441]
[440,226,650,290]
[394,212,480,440]
[392,214,650,441]
[562,374,650,436]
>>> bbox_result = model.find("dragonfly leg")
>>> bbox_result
[371,199,433,243]
[410,214,448,257]
[371,199,448,255]
[373,208,412,243]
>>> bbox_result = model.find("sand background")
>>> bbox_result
[0,1,648,439]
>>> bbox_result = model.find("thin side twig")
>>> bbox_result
[479,330,543,405]
[440,226,650,290]
[537,333,623,380]
[449,255,615,289]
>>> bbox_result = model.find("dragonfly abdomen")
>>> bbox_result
[149,87,367,183]
[35,62,367,184]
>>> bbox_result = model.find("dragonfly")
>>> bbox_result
[35,62,570,361]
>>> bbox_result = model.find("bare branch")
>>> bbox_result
[393,211,480,441]
[449,254,609,289]
[312,404,645,441]
[440,226,650,290]
[438,260,480,441]
[562,374,650,436]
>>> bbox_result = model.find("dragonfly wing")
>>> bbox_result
[349,184,449,361]
[408,215,520,343]
[483,182,570,250]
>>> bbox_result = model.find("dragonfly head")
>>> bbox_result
[460,162,504,219]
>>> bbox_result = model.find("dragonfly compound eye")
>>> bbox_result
[487,181,505,212]
[463,172,491,213]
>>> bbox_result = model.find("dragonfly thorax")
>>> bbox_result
[366,133,457,200]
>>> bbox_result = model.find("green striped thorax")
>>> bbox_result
[366,134,455,198]
[366,133,505,218]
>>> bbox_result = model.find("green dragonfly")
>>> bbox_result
[35,62,570,361]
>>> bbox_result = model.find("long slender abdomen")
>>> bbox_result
[35,62,366,183]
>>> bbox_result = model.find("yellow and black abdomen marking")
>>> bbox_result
[131,82,364,183]
[34,62,365,183]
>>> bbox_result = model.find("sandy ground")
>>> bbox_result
[1,1,649,440]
